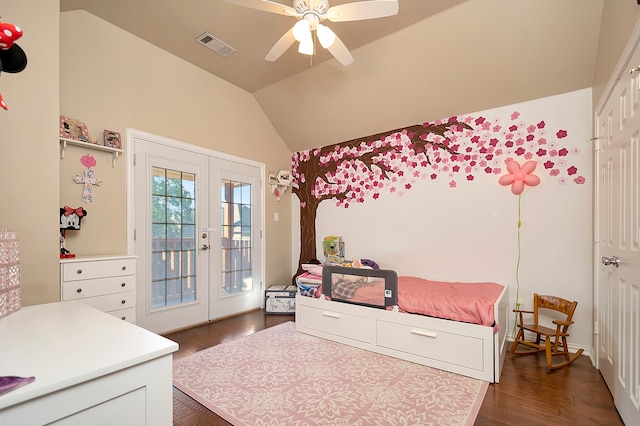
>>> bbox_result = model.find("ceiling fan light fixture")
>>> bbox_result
[292,19,311,42]
[316,24,335,48]
[298,39,314,55]
[224,0,399,65]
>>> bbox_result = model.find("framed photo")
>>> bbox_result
[103,130,122,149]
[59,116,89,141]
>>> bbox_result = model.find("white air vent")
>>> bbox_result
[195,32,236,57]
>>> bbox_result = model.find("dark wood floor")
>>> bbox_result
[166,310,623,426]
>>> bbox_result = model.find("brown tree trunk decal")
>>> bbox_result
[291,120,471,281]
[293,195,319,280]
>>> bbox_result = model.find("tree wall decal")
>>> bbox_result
[291,112,584,280]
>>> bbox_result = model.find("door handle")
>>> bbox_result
[601,255,620,268]
[201,244,210,250]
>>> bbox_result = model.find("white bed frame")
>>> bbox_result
[295,284,508,383]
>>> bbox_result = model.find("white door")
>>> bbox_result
[130,131,263,333]
[208,158,263,320]
[595,34,640,426]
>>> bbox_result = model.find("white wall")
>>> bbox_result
[60,11,293,288]
[293,88,593,349]
[0,1,61,305]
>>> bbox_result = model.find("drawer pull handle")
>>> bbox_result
[76,288,82,293]
[121,282,126,287]
[121,300,126,304]
[121,316,126,320]
[322,312,341,319]
[122,266,127,271]
[410,329,437,338]
[76,269,82,274]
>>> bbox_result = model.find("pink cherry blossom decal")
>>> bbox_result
[498,160,540,195]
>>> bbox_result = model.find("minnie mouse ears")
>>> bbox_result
[0,44,27,73]
[0,18,28,110]
[0,19,27,73]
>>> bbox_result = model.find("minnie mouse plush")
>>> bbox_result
[0,17,28,110]
[60,206,88,258]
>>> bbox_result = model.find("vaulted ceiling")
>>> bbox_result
[60,0,605,152]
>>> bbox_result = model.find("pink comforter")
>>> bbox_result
[397,276,504,327]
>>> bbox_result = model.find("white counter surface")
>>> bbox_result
[0,301,178,410]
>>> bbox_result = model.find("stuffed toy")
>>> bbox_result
[277,169,292,186]
[60,206,88,258]
[0,17,28,110]
[60,206,87,230]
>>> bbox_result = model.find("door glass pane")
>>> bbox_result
[151,167,197,309]
[220,179,252,296]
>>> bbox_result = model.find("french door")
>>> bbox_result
[129,130,263,334]
[209,158,263,320]
[595,31,640,426]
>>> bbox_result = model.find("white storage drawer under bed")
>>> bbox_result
[296,294,505,382]
[376,320,485,371]
[297,304,374,344]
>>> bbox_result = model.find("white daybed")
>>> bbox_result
[295,266,509,383]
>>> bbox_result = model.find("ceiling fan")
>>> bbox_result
[223,0,399,66]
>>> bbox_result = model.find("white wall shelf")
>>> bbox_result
[60,138,123,167]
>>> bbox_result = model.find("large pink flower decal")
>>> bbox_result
[498,160,540,195]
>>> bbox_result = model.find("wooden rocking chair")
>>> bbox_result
[511,293,584,369]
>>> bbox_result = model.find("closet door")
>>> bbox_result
[595,33,640,426]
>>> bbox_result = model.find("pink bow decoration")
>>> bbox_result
[498,160,540,195]
[63,206,85,217]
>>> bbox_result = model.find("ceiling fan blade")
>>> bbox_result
[265,28,296,62]
[223,0,297,16]
[326,0,399,22]
[326,34,354,66]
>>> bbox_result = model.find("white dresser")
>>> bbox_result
[60,255,136,323]
[0,301,178,425]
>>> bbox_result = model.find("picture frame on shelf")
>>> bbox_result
[103,130,122,149]
[59,116,89,141]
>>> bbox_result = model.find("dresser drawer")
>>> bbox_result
[62,258,136,282]
[298,305,373,344]
[377,320,485,371]
[77,292,135,313]
[107,307,136,323]
[62,276,135,300]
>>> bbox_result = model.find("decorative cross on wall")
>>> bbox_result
[74,168,102,203]
[73,154,103,203]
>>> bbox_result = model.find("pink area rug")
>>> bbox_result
[173,322,487,425]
